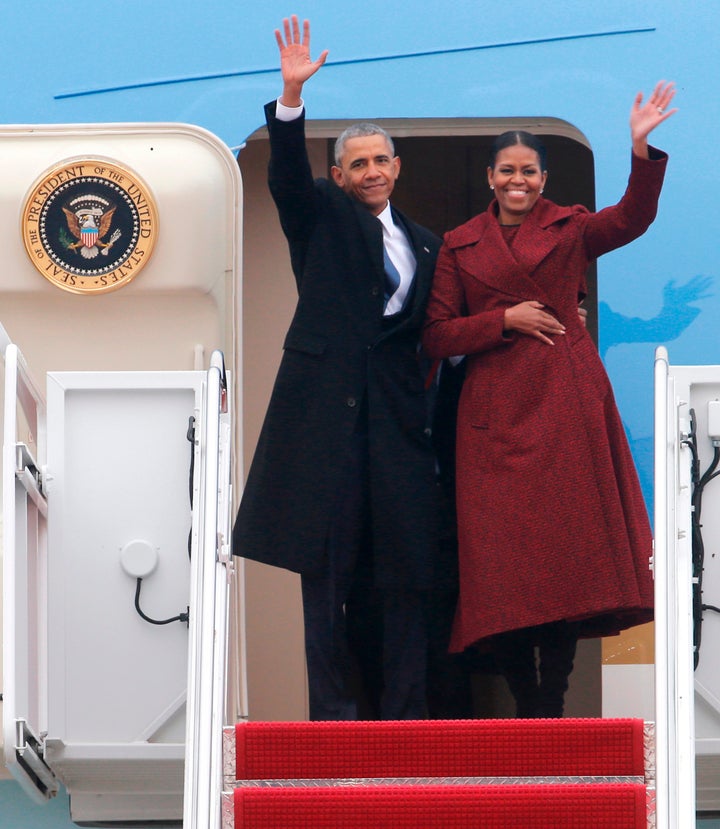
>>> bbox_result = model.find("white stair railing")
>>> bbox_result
[653,346,697,829]
[183,351,235,829]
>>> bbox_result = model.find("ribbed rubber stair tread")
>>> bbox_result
[234,718,646,781]
[233,782,647,828]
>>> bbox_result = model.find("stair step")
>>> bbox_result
[231,782,648,828]
[229,718,649,783]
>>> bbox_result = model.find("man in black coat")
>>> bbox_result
[233,16,450,720]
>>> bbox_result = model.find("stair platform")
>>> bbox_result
[222,718,655,828]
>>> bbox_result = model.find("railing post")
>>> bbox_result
[183,352,233,829]
[653,346,697,829]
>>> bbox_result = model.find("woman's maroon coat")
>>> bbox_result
[423,149,666,653]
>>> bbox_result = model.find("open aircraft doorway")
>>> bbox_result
[237,116,636,723]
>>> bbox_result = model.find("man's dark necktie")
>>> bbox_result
[383,246,402,310]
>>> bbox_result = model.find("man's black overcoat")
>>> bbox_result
[232,102,443,590]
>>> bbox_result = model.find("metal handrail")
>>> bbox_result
[653,346,696,828]
[183,352,234,829]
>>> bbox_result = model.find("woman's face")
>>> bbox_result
[487,144,547,225]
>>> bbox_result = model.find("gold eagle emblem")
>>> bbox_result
[62,204,119,259]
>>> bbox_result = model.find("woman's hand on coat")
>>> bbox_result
[630,80,677,158]
[503,300,566,345]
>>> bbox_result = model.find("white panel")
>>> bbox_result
[46,372,198,746]
[44,370,203,820]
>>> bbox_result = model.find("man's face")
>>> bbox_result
[331,134,401,216]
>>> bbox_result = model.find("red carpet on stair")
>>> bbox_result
[233,783,647,828]
[234,718,646,781]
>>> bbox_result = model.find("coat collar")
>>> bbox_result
[389,205,437,327]
[444,197,577,304]
[445,197,576,246]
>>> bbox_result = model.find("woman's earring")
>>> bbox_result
[490,185,495,190]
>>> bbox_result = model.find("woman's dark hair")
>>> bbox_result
[489,130,547,172]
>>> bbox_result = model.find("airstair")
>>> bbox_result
[0,329,664,829]
[3,335,704,829]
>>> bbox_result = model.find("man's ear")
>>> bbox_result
[330,166,344,187]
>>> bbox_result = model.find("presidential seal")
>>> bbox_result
[22,158,158,294]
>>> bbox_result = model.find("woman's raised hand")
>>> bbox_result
[630,80,677,157]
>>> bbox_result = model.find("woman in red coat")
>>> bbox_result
[422,81,677,717]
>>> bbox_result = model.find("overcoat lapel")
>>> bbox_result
[449,198,575,307]
[510,199,576,276]
[392,207,436,327]
[353,197,386,280]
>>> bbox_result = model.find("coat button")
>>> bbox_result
[370,286,380,296]
[346,397,357,408]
